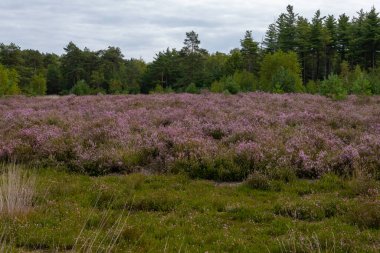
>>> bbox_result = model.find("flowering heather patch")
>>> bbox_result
[1,93,380,180]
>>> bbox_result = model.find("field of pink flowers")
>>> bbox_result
[1,93,379,181]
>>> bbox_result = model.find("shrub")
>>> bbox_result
[345,178,379,198]
[210,80,224,93]
[274,199,342,221]
[70,80,92,95]
[305,80,318,94]
[152,84,164,94]
[271,67,304,93]
[245,172,270,191]
[0,164,35,216]
[128,192,181,212]
[0,65,21,96]
[223,76,240,94]
[185,83,199,94]
[352,72,371,95]
[346,201,380,229]
[368,67,380,94]
[233,70,257,92]
[259,51,304,92]
[27,74,47,95]
[320,74,347,100]
[108,79,123,94]
[268,168,297,183]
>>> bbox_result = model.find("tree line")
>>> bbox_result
[0,5,379,97]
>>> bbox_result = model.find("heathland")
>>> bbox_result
[0,93,379,252]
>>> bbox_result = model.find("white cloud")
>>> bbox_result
[0,0,377,61]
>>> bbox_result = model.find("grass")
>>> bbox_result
[0,166,379,252]
[0,164,35,217]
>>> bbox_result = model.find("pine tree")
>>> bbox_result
[362,7,380,69]
[337,14,351,63]
[310,10,326,80]
[350,10,366,67]
[324,15,338,77]
[276,5,298,52]
[263,23,278,53]
[295,16,311,82]
[180,31,208,87]
[240,30,259,73]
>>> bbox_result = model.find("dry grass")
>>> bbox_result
[0,164,35,217]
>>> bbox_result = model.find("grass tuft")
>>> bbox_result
[0,164,35,217]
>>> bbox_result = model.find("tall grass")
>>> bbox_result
[0,164,35,216]
[73,195,133,252]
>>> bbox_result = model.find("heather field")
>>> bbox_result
[0,93,380,252]
[1,93,380,179]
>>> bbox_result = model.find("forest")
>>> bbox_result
[0,5,379,98]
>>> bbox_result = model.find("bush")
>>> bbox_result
[108,79,123,94]
[320,74,347,100]
[347,201,380,229]
[0,65,21,96]
[306,80,318,94]
[268,168,297,183]
[245,172,270,190]
[223,76,240,94]
[259,51,304,92]
[274,199,343,221]
[233,70,257,92]
[271,67,304,93]
[70,80,92,95]
[27,74,47,96]
[185,83,199,94]
[345,178,379,197]
[352,72,371,95]
[368,67,380,94]
[171,155,250,182]
[210,80,224,93]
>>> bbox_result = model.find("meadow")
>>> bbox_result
[0,93,380,252]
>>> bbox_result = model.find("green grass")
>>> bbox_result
[0,167,379,252]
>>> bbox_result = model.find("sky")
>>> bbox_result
[0,0,377,62]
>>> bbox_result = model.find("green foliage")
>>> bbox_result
[223,76,240,94]
[210,80,224,93]
[352,74,371,95]
[0,65,21,95]
[306,80,318,94]
[347,201,380,229]
[340,60,351,90]
[320,74,347,100]
[70,80,92,95]
[259,51,304,92]
[245,172,270,190]
[108,79,123,94]
[368,67,380,94]
[210,76,241,94]
[271,67,304,93]
[46,64,62,95]
[233,70,257,91]
[240,30,259,73]
[150,84,164,94]
[185,83,199,94]
[27,74,47,95]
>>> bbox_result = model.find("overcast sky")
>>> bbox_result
[0,0,377,61]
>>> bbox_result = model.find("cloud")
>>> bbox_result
[0,0,377,61]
